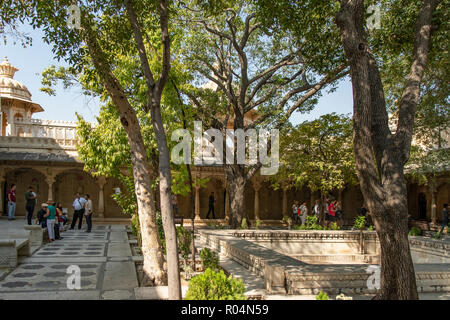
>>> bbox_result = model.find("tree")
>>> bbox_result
[178,0,348,228]
[255,0,445,299]
[0,0,183,299]
[334,0,442,299]
[271,113,357,223]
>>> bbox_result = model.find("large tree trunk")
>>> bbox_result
[81,24,167,286]
[225,164,248,229]
[150,104,182,300]
[128,130,167,286]
[336,0,439,299]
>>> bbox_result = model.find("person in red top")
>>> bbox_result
[7,184,17,220]
[327,199,337,225]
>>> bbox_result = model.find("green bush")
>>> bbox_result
[185,268,247,300]
[177,226,193,261]
[240,218,249,229]
[255,219,261,230]
[329,222,340,230]
[316,290,329,300]
[199,248,220,271]
[207,222,226,229]
[353,215,366,230]
[408,226,422,236]
[367,225,374,231]
[156,211,166,254]
[130,214,141,245]
[293,215,324,230]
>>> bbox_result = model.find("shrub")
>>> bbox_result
[408,226,422,236]
[367,225,374,231]
[177,226,193,261]
[185,268,247,300]
[207,222,226,229]
[156,211,166,254]
[255,219,261,230]
[130,214,141,245]
[199,248,220,271]
[353,215,366,230]
[316,290,329,300]
[240,218,249,229]
[329,222,340,230]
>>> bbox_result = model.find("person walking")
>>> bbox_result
[292,201,299,224]
[7,184,17,220]
[206,192,216,219]
[440,203,448,235]
[25,186,37,225]
[327,199,337,226]
[44,200,56,242]
[171,193,179,215]
[313,200,320,220]
[336,200,343,227]
[84,194,93,233]
[299,202,308,226]
[70,193,87,230]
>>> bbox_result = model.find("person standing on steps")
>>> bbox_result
[7,184,17,221]
[84,194,93,233]
[206,192,216,219]
[25,186,37,225]
[70,193,87,230]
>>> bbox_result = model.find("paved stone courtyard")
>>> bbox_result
[0,223,138,300]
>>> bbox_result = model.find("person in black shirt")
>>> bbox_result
[25,186,37,225]
[440,203,448,234]
[206,192,216,219]
[37,203,48,228]
[357,204,367,217]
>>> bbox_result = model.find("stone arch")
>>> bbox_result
[4,168,49,216]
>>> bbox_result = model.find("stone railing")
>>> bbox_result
[12,118,78,148]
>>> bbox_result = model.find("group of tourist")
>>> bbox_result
[6,184,94,241]
[291,197,344,227]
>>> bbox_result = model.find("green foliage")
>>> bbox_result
[353,215,366,230]
[255,219,261,230]
[240,218,249,230]
[156,212,166,255]
[185,268,247,300]
[177,226,193,261]
[271,113,356,195]
[207,222,227,230]
[316,290,329,300]
[130,214,141,245]
[367,225,374,231]
[294,215,324,230]
[199,248,220,272]
[329,222,340,230]
[408,226,422,237]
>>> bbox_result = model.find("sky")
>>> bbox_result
[1,24,354,125]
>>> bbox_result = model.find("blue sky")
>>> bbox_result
[1,24,353,125]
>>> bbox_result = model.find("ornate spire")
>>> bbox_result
[0,57,19,79]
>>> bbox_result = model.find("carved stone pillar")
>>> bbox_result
[195,185,201,220]
[45,172,56,202]
[253,179,262,221]
[97,176,106,218]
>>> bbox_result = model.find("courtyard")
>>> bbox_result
[1,217,449,300]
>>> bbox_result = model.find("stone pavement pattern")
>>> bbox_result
[0,223,138,300]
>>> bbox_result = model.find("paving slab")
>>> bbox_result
[102,261,138,290]
[107,242,132,257]
[109,232,129,241]
[0,290,101,300]
[134,286,188,300]
[101,289,134,300]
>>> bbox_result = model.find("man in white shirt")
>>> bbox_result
[70,193,87,230]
